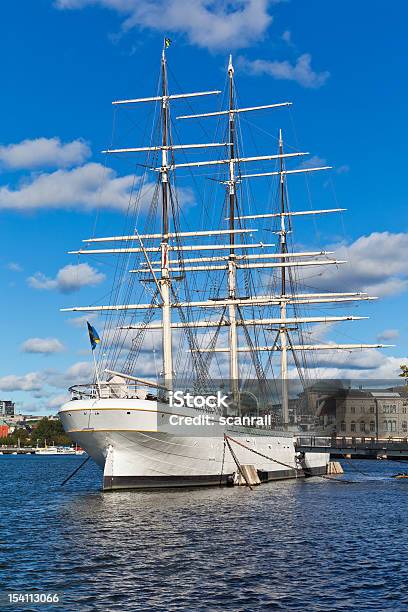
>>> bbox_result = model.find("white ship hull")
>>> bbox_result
[59,398,329,490]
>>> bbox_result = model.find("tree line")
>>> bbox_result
[1,417,72,447]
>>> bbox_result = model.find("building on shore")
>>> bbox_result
[0,400,15,418]
[0,419,10,438]
[335,389,408,439]
[316,388,408,439]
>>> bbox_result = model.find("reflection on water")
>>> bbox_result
[1,456,408,611]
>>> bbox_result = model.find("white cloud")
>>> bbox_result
[0,163,132,211]
[0,372,45,392]
[281,30,292,45]
[46,393,71,409]
[0,137,90,170]
[300,155,327,169]
[336,164,350,174]
[6,262,23,272]
[0,162,193,213]
[0,361,94,413]
[304,354,407,380]
[47,361,93,388]
[312,232,408,298]
[239,53,330,88]
[377,329,399,342]
[55,0,274,51]
[302,347,387,372]
[28,263,106,293]
[68,313,99,328]
[21,337,65,354]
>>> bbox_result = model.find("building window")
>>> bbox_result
[370,421,375,432]
[351,421,356,432]
[391,420,396,432]
[402,421,407,432]
[383,405,389,414]
[350,406,355,414]
[340,422,346,432]
[390,405,397,414]
[370,405,375,413]
[383,420,388,432]
[360,421,366,433]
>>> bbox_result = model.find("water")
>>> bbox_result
[0,456,407,611]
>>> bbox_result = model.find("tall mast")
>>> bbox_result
[279,129,289,425]
[227,55,239,400]
[160,47,173,389]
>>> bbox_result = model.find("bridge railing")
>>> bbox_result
[297,435,408,449]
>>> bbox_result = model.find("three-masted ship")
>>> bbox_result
[58,48,390,489]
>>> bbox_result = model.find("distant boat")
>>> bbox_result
[35,446,85,456]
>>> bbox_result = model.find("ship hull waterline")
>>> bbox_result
[59,398,329,491]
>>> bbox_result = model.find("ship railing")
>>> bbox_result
[68,383,159,401]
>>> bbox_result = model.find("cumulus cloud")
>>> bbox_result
[28,263,105,293]
[21,337,65,354]
[336,164,350,174]
[6,262,23,272]
[0,162,193,213]
[0,137,91,170]
[281,30,292,45]
[0,163,132,211]
[239,53,330,88]
[47,361,94,389]
[300,155,327,169]
[46,393,71,409]
[312,232,408,297]
[55,0,274,51]
[0,372,45,392]
[303,354,407,380]
[0,361,94,409]
[68,313,99,328]
[377,329,399,342]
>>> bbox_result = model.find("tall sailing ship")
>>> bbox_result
[58,48,391,490]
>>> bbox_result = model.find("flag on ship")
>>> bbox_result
[164,37,172,48]
[87,322,100,351]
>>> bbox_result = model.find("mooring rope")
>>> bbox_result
[224,435,253,490]
[60,455,91,486]
[224,434,301,474]
[224,434,355,485]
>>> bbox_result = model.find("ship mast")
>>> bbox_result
[227,56,239,401]
[278,129,289,425]
[63,55,395,397]
[159,47,173,389]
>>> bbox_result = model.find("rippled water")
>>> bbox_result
[1,456,408,611]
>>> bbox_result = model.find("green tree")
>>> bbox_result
[32,418,71,446]
[1,418,72,447]
[3,427,30,447]
[400,365,408,380]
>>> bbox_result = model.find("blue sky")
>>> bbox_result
[0,0,407,413]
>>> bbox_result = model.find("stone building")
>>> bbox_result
[335,389,408,439]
